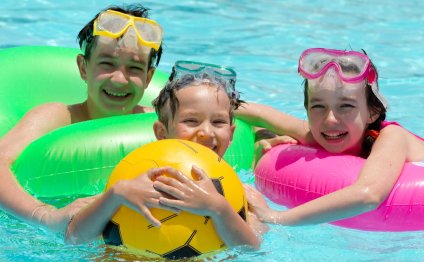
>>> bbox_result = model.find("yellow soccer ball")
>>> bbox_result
[102,139,247,260]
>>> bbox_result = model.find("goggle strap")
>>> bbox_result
[370,83,388,109]
[367,67,377,85]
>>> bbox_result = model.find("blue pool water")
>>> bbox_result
[2,0,424,261]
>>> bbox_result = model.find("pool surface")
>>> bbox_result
[1,0,424,261]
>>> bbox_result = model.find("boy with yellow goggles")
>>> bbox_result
[0,3,165,249]
[93,9,163,51]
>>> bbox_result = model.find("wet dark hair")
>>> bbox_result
[76,3,162,68]
[153,74,243,128]
[303,61,387,158]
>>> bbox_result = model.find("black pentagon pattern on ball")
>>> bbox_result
[150,230,201,260]
[211,176,224,195]
[103,221,202,260]
[103,221,123,245]
[238,205,247,221]
[210,176,246,221]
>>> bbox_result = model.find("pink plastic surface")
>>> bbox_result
[255,144,424,231]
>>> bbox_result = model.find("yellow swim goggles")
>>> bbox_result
[93,10,163,51]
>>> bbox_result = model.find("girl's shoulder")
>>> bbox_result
[381,120,424,141]
[379,121,424,162]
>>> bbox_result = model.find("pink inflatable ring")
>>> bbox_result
[254,144,424,231]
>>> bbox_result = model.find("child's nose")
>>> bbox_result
[197,123,214,138]
[110,68,129,86]
[325,109,339,123]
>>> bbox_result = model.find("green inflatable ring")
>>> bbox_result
[0,46,254,197]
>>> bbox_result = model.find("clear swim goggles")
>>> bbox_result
[93,9,162,51]
[298,48,387,108]
[170,61,239,99]
[298,48,377,84]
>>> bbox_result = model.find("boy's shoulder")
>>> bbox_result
[134,105,155,113]
[0,102,71,160]
[25,102,73,130]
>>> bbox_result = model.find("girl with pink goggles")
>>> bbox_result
[298,48,377,84]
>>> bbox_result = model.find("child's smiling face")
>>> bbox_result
[306,71,375,155]
[159,83,235,157]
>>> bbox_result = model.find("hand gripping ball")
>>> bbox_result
[102,139,247,260]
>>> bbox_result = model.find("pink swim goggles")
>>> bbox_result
[298,48,377,84]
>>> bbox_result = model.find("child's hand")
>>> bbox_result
[253,128,297,167]
[112,167,180,227]
[266,135,297,149]
[256,135,298,154]
[247,211,269,236]
[243,184,276,223]
[153,165,226,217]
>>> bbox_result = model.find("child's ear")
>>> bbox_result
[153,121,167,140]
[77,54,87,82]
[368,111,380,124]
[229,124,236,144]
[145,67,155,88]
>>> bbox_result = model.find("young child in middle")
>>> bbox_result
[64,60,262,249]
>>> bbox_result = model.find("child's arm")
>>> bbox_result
[0,103,96,232]
[248,125,411,225]
[65,167,178,244]
[236,102,314,145]
[154,166,261,249]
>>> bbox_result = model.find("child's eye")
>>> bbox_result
[129,66,144,72]
[182,119,198,124]
[213,119,229,125]
[98,61,114,67]
[341,104,355,108]
[310,104,325,109]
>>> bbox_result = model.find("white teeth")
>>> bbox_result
[105,90,129,97]
[323,132,347,139]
